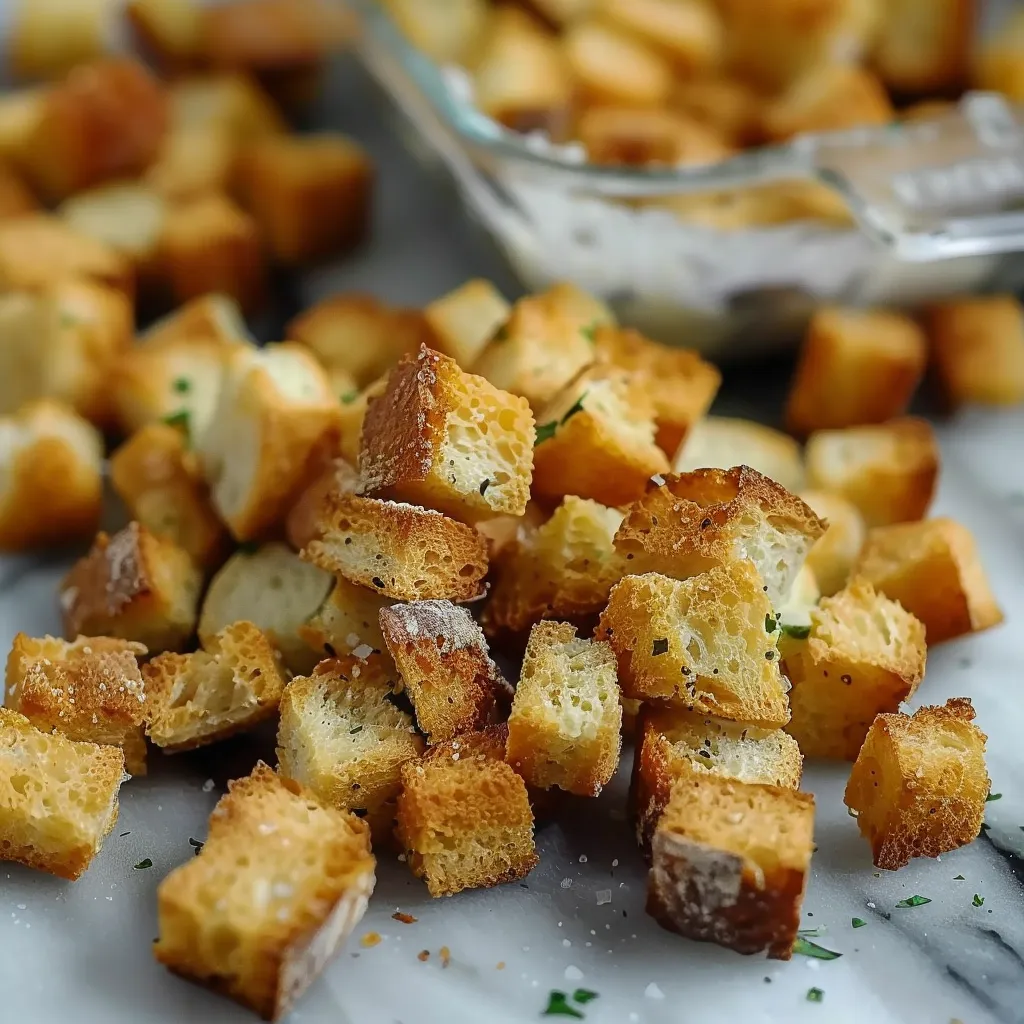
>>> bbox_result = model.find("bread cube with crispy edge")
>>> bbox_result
[0,400,103,551]
[0,88,44,173]
[785,308,927,436]
[126,0,202,71]
[476,501,548,563]
[845,698,988,871]
[384,0,488,64]
[565,19,673,107]
[143,292,252,347]
[505,622,621,796]
[852,518,1003,644]
[804,418,939,528]
[286,456,361,552]
[800,490,866,598]
[0,707,124,881]
[60,523,202,654]
[360,344,535,523]
[424,280,511,368]
[595,565,790,726]
[781,579,926,760]
[926,296,1024,409]
[614,467,826,610]
[9,0,119,82]
[298,578,393,669]
[631,705,802,857]
[145,622,286,752]
[483,497,625,638]
[154,762,374,1021]
[532,366,669,508]
[874,0,974,95]
[145,125,235,200]
[380,600,513,744]
[647,773,814,959]
[396,731,538,897]
[598,0,723,76]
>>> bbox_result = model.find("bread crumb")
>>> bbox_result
[417,950,430,962]
[361,932,382,948]
[645,982,665,1000]
[392,912,417,924]
[439,945,451,968]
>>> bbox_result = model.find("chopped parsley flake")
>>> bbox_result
[852,918,866,929]
[340,390,359,405]
[651,638,669,657]
[765,614,778,633]
[350,725,364,734]
[954,874,965,880]
[807,988,824,1003]
[580,322,598,342]
[973,894,985,907]
[792,937,841,960]
[479,479,491,496]
[573,990,598,1004]
[895,895,931,908]
[134,858,153,870]
[561,393,588,425]
[535,421,558,445]
[173,378,191,394]
[987,792,1002,802]
[119,831,131,837]
[781,623,811,639]
[162,409,191,445]
[542,991,584,1018]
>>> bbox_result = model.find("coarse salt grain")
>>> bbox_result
[562,939,571,947]
[564,965,584,981]
[645,982,665,1000]
[560,878,573,889]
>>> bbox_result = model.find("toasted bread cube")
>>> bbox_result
[0,88,46,170]
[424,280,511,369]
[384,0,488,63]
[674,415,804,493]
[505,621,621,796]
[781,579,926,760]
[286,456,361,551]
[632,705,802,856]
[126,0,203,71]
[804,418,939,527]
[0,160,37,220]
[800,489,866,597]
[5,634,148,776]
[198,344,341,541]
[168,72,284,139]
[597,564,791,725]
[9,0,119,82]
[672,75,761,145]
[614,467,825,609]
[396,732,537,896]
[476,501,548,562]
[60,523,202,653]
[873,0,973,95]
[0,399,103,551]
[484,496,624,637]
[845,698,988,870]
[145,622,286,751]
[154,762,374,1020]
[852,518,1003,643]
[786,308,927,436]
[144,291,252,347]
[565,19,673,107]
[0,707,124,880]
[199,543,335,676]
[599,0,723,74]
[360,343,535,523]
[380,600,512,743]
[297,577,393,668]
[145,125,235,201]
[647,773,814,959]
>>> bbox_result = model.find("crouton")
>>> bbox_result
[785,308,927,436]
[926,296,1024,409]
[672,75,761,146]
[142,291,252,347]
[199,543,335,676]
[0,160,37,220]
[476,501,548,562]
[596,564,791,726]
[800,490,866,597]
[384,0,489,63]
[154,762,374,1021]
[564,19,673,107]
[338,375,388,466]
[973,10,1024,101]
[777,563,821,633]
[647,772,814,959]
[781,579,926,760]
[804,417,939,527]
[598,0,723,76]
[297,577,393,668]
[380,600,513,743]
[360,343,535,523]
[0,707,124,881]
[145,622,286,752]
[198,344,341,541]
[844,698,988,870]
[0,399,103,551]
[673,416,805,494]
[9,0,119,83]
[614,467,825,609]
[0,88,45,170]
[126,0,203,71]
[396,732,537,897]
[60,523,202,654]
[505,621,621,796]
[484,496,624,637]
[873,0,973,95]
[632,704,802,856]
[424,280,511,369]
[145,126,235,201]
[286,456,361,552]
[168,72,284,140]
[852,518,1003,643]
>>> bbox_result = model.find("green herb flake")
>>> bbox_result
[173,377,191,394]
[134,858,153,870]
[765,614,778,633]
[340,390,359,405]
[119,831,131,837]
[560,392,588,425]
[954,874,965,880]
[973,894,985,907]
[851,918,866,929]
[162,409,191,445]
[350,725,364,735]
[987,792,1002,802]
[651,638,669,657]
[807,988,824,1004]
[580,322,598,343]
[479,479,491,496]
[572,990,598,1005]
[535,421,558,446]
[792,937,841,960]
[781,623,811,640]
[895,895,931,908]
[542,991,584,1019]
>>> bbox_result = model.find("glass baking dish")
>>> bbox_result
[348,0,1024,357]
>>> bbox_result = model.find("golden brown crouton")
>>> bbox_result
[565,19,673,107]
[380,600,513,744]
[154,762,374,1021]
[852,518,1003,643]
[781,579,926,760]
[647,773,814,959]
[338,375,388,466]
[5,634,148,776]
[0,160,37,220]
[168,72,284,139]
[596,564,791,726]
[145,125,235,201]
[9,0,119,81]
[360,343,535,523]
[385,0,489,64]
[0,88,44,174]
[873,0,974,95]
[424,280,511,369]
[143,291,252,347]
[0,707,125,881]
[844,697,988,870]
[804,417,939,528]
[60,523,202,654]
[297,577,393,668]
[672,75,761,146]
[126,0,203,71]
[800,489,867,597]
[598,0,724,76]
[285,456,361,552]
[786,308,927,436]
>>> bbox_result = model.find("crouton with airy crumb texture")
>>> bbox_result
[599,0,724,76]
[145,622,286,752]
[506,621,621,796]
[844,698,988,871]
[424,279,511,369]
[781,579,926,760]
[126,0,203,71]
[614,467,825,609]
[380,600,513,744]
[873,0,974,95]
[145,125,235,201]
[199,543,335,676]
[595,564,790,726]
[785,308,927,437]
[8,0,119,82]
[154,762,374,1021]
[0,707,125,881]
[804,418,939,528]
[286,456,361,551]
[297,577,393,669]
[852,518,1003,644]
[476,501,548,562]
[564,19,673,107]
[776,562,820,634]
[0,399,103,551]
[800,489,866,597]
[60,523,202,654]
[360,343,535,523]
[632,705,802,857]
[647,773,814,959]
[532,366,669,508]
